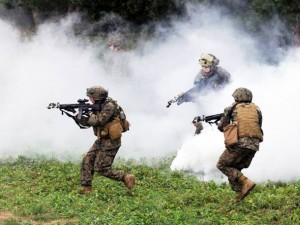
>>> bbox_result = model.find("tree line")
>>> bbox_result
[1,0,299,46]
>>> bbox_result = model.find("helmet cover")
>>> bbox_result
[199,53,219,67]
[232,87,253,102]
[86,86,108,101]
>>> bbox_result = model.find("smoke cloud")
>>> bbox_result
[0,3,299,183]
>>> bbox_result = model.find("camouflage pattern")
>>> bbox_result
[194,66,231,90]
[216,146,256,192]
[232,87,253,103]
[88,99,121,131]
[80,138,124,186]
[217,91,263,192]
[78,97,125,187]
[86,86,108,101]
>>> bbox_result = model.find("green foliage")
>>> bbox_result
[250,0,300,31]
[0,156,299,224]
[6,0,183,24]
[72,0,184,24]
[2,0,299,50]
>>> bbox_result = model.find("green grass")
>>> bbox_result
[0,156,299,225]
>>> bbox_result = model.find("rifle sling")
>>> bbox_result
[61,110,90,129]
[227,102,239,123]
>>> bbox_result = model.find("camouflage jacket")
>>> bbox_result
[194,66,231,90]
[79,98,121,137]
[218,102,263,151]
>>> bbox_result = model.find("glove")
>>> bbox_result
[193,121,203,135]
[193,116,201,123]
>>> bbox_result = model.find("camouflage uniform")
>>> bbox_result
[79,97,125,187]
[217,88,263,193]
[168,53,230,107]
[194,66,231,90]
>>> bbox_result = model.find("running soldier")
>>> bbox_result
[76,86,135,194]
[216,87,263,200]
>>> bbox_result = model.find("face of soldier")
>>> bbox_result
[89,97,95,104]
[201,66,212,75]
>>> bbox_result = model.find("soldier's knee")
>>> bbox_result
[97,168,110,176]
[82,156,90,165]
[216,161,223,170]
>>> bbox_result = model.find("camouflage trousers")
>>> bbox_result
[80,138,125,186]
[216,146,256,192]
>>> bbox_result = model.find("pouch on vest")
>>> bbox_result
[119,110,130,132]
[121,119,130,132]
[224,123,238,147]
[104,119,123,140]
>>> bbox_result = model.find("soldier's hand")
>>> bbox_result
[193,116,201,123]
[193,121,203,135]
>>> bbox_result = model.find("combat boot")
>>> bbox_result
[124,174,136,189]
[238,175,256,200]
[79,185,92,194]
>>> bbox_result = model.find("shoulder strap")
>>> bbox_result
[227,102,239,123]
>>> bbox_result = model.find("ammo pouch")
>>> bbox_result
[223,122,238,148]
[119,109,130,132]
[120,118,130,132]
[103,118,123,140]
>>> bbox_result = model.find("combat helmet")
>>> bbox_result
[199,53,219,68]
[232,87,253,103]
[86,86,108,101]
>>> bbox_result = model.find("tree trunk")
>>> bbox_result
[68,3,80,14]
[291,14,300,46]
[31,9,41,28]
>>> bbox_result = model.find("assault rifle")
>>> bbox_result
[47,99,101,128]
[192,113,224,126]
[166,85,200,108]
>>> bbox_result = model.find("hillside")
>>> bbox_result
[0,156,299,224]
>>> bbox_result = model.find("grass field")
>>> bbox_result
[0,156,299,225]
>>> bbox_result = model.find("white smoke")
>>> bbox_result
[0,4,299,182]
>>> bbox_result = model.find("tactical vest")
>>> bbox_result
[236,103,263,141]
[94,98,129,139]
[92,98,120,138]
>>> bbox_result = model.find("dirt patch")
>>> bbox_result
[0,211,13,221]
[0,212,78,225]
[0,211,78,224]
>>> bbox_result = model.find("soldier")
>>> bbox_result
[76,86,135,194]
[166,53,231,107]
[194,53,231,91]
[216,87,263,200]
